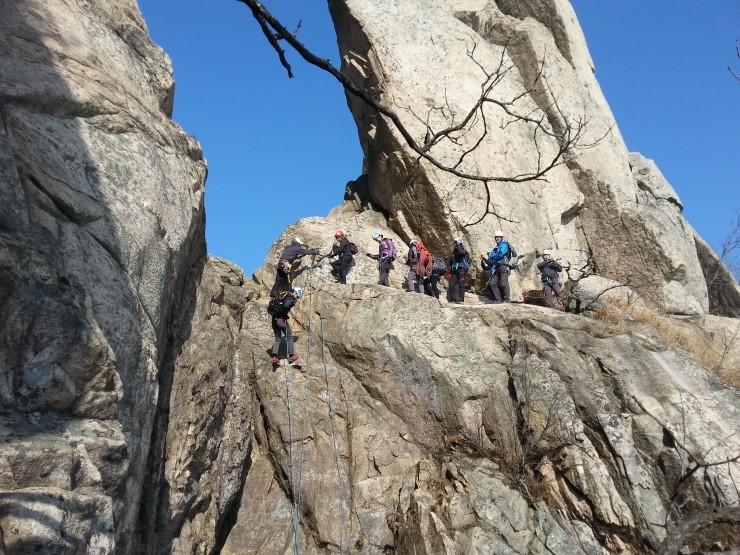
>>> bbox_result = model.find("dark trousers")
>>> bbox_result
[330,254,353,283]
[270,270,291,297]
[271,317,294,357]
[424,274,441,298]
[543,281,561,308]
[378,257,392,286]
[489,267,510,302]
[448,270,466,302]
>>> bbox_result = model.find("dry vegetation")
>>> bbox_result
[593,298,739,387]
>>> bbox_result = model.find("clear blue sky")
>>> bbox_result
[138,0,739,276]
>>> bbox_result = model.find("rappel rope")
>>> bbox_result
[291,255,317,555]
[283,356,299,555]
[319,291,347,554]
[281,252,347,554]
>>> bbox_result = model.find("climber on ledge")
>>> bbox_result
[537,249,563,309]
[405,239,420,292]
[271,237,320,296]
[327,229,356,284]
[268,287,302,365]
[448,237,470,304]
[366,231,396,286]
[415,241,433,295]
[482,230,511,303]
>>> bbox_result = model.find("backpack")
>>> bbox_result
[504,243,519,268]
[384,238,397,261]
[432,256,447,274]
[347,242,358,255]
[267,291,294,317]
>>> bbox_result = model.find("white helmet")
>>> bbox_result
[372,231,382,240]
[542,249,551,256]
[453,237,463,245]
[292,237,304,246]
[409,239,418,246]
[293,287,303,299]
[493,230,504,238]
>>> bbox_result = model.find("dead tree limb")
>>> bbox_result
[236,0,609,202]
[730,40,740,81]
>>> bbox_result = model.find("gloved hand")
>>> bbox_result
[366,253,373,258]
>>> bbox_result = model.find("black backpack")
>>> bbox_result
[347,242,359,255]
[432,256,447,274]
[267,291,294,317]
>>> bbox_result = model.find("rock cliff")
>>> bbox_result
[0,0,205,551]
[0,0,738,554]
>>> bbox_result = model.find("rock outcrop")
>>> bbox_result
[216,278,740,554]
[328,0,711,315]
[0,0,205,551]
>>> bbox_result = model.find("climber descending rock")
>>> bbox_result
[268,287,303,365]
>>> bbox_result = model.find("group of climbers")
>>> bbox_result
[267,229,563,363]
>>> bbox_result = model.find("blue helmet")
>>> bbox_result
[293,287,303,299]
[372,231,382,240]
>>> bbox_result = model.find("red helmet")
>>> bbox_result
[334,229,346,238]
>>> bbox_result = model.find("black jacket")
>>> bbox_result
[329,237,353,258]
[537,259,562,282]
[449,246,470,272]
[280,244,320,263]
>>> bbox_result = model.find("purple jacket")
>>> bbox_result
[370,238,395,260]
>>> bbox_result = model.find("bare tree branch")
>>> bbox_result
[237,0,609,203]
[730,40,740,81]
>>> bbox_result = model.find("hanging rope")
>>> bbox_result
[280,251,347,553]
[320,291,347,553]
[292,253,318,554]
[282,357,299,554]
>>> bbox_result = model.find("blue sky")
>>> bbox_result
[138,0,739,276]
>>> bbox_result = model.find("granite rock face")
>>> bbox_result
[0,0,205,551]
[2,0,739,553]
[328,0,710,315]
[218,279,740,554]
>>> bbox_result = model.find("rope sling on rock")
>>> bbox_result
[283,253,347,554]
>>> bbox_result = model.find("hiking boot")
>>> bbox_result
[288,354,299,363]
[271,356,280,364]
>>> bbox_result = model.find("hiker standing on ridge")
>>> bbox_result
[405,239,421,292]
[273,237,321,290]
[268,287,303,365]
[427,253,446,298]
[482,230,512,303]
[415,241,433,295]
[447,237,470,304]
[537,249,563,309]
[327,229,355,284]
[366,231,396,286]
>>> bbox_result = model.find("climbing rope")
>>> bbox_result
[320,291,347,553]
[283,357,299,554]
[280,251,347,553]
[292,254,318,554]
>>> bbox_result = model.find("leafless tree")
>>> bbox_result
[236,0,609,226]
[730,40,740,81]
[707,211,740,286]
